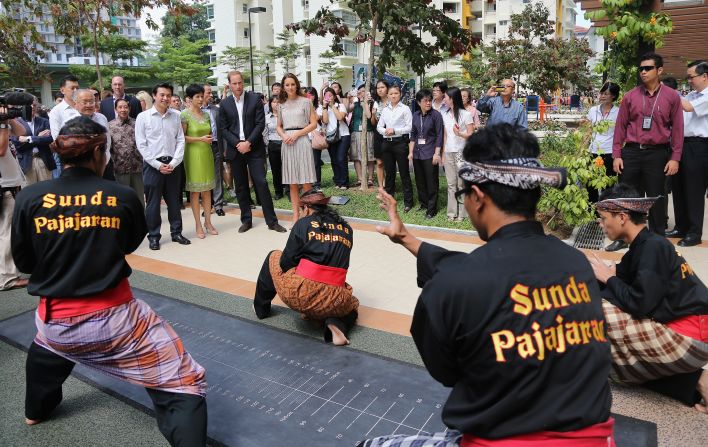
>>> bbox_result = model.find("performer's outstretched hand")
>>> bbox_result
[375,188,422,256]
[584,251,616,284]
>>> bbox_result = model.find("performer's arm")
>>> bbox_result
[11,193,37,273]
[375,188,422,256]
[280,225,305,272]
[411,296,460,387]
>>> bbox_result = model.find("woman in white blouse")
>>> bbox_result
[377,85,414,212]
[265,96,286,199]
[442,87,474,221]
[585,82,620,203]
[317,87,352,189]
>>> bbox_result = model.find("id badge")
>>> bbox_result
[642,116,652,130]
[417,138,426,145]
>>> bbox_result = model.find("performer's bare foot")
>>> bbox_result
[25,418,41,425]
[327,323,350,346]
[695,370,708,414]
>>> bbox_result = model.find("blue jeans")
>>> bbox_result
[328,135,351,187]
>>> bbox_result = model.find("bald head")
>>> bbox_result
[111,76,125,97]
[75,89,97,117]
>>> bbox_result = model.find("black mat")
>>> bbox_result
[0,289,656,447]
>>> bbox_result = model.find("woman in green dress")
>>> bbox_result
[181,84,217,239]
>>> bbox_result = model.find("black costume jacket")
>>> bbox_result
[412,221,611,438]
[11,167,147,297]
[604,227,708,322]
[280,215,353,272]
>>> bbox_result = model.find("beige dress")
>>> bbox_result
[278,96,317,184]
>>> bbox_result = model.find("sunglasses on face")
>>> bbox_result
[638,65,656,72]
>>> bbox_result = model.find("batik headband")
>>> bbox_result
[595,197,659,214]
[50,134,107,159]
[457,157,567,190]
[300,190,330,206]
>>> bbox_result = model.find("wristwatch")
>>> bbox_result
[0,123,10,129]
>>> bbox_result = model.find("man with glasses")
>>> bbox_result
[609,53,684,251]
[669,61,708,247]
[476,79,528,128]
[363,124,613,446]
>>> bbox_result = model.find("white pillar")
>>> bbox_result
[41,79,53,106]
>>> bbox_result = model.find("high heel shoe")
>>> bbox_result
[205,224,218,235]
[196,226,206,239]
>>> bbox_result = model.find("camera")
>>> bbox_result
[0,90,34,122]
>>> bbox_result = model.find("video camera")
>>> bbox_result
[0,89,34,122]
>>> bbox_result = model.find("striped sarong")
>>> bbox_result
[34,298,206,396]
[603,300,708,384]
[358,430,461,447]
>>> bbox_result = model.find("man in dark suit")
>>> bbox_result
[99,75,142,121]
[202,84,226,215]
[218,71,286,233]
[10,98,55,184]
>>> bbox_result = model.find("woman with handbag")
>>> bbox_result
[305,87,326,188]
[277,73,319,222]
[318,87,351,189]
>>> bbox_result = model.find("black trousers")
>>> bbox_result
[672,137,708,238]
[381,138,414,208]
[643,369,704,406]
[143,163,183,241]
[620,146,669,235]
[230,152,278,226]
[102,159,116,181]
[412,157,439,215]
[588,153,616,204]
[25,342,207,447]
[254,252,358,342]
[267,141,284,196]
[211,141,224,210]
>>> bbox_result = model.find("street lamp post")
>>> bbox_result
[248,6,267,91]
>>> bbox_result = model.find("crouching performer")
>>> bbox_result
[11,116,208,446]
[254,189,359,345]
[361,124,614,447]
[587,183,708,413]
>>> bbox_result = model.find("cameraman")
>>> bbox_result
[0,105,28,290]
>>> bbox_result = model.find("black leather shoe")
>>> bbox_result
[149,239,160,250]
[274,194,284,200]
[215,208,225,216]
[238,222,253,233]
[403,206,412,213]
[678,235,701,247]
[605,240,627,252]
[268,223,287,233]
[665,229,685,238]
[171,234,191,245]
[424,213,434,220]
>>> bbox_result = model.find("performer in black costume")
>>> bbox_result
[361,124,614,447]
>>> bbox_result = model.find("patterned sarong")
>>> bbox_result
[269,250,359,320]
[603,300,708,384]
[34,298,206,396]
[358,430,462,447]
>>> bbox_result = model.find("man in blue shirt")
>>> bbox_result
[477,79,528,128]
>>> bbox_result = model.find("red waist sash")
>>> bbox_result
[38,278,133,322]
[295,259,347,287]
[461,418,615,447]
[667,315,708,342]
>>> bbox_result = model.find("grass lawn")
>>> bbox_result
[225,163,473,231]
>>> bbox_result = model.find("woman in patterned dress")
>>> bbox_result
[277,73,319,223]
[181,84,217,239]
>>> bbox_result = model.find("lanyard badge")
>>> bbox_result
[642,116,652,130]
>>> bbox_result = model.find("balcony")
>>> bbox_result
[470,0,484,16]
[470,19,483,34]
[483,11,497,24]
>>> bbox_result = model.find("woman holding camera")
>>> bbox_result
[317,87,351,189]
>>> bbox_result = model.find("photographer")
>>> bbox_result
[477,79,528,128]
[1,102,28,290]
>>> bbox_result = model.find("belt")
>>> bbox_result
[384,134,409,141]
[295,259,347,287]
[32,152,42,158]
[624,142,669,150]
[1,186,21,195]
[685,136,708,143]
[156,156,173,164]
[284,127,303,131]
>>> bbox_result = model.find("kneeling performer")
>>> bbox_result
[11,116,208,446]
[587,183,708,413]
[254,189,359,345]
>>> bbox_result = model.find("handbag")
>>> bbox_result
[311,127,329,150]
[325,123,341,144]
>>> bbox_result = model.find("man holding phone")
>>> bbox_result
[476,79,527,128]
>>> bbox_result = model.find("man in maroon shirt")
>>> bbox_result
[610,52,684,250]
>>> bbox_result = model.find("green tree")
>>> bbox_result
[155,37,214,92]
[288,0,473,190]
[317,50,348,80]
[68,34,151,89]
[585,1,672,93]
[160,2,210,43]
[0,9,45,88]
[219,46,251,73]
[267,30,304,74]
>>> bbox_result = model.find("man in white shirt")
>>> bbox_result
[669,60,708,247]
[0,110,28,290]
[376,85,414,211]
[135,83,191,250]
[48,75,80,177]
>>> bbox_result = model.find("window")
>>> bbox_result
[56,53,62,62]
[208,30,216,43]
[499,20,508,26]
[341,40,357,57]
[242,4,247,13]
[333,10,358,28]
[243,28,249,38]
[209,53,217,64]
[442,2,458,14]
[206,4,214,20]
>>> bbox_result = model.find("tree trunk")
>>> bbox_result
[361,10,379,192]
[92,25,103,91]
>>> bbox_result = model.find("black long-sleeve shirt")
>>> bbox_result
[412,221,611,438]
[280,215,353,273]
[604,227,708,322]
[11,167,146,297]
